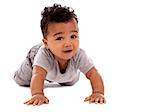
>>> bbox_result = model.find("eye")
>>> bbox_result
[70,35,78,39]
[55,37,64,40]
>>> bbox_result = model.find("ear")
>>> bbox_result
[42,38,48,48]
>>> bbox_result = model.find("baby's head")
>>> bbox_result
[41,4,79,61]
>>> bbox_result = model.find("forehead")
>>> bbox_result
[47,19,79,35]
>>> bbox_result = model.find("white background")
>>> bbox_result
[0,0,150,112]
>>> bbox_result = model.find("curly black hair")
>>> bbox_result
[40,3,78,38]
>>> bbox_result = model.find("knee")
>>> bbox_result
[14,73,30,87]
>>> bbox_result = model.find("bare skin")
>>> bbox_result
[84,67,106,104]
[24,19,106,105]
[24,94,49,106]
[24,65,48,106]
[24,66,106,105]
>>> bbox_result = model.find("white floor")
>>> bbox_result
[0,70,110,112]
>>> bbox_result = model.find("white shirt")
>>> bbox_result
[33,46,94,83]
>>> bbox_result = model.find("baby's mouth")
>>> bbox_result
[63,50,73,53]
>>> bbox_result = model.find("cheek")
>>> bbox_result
[75,40,79,47]
[73,41,79,52]
[49,43,62,51]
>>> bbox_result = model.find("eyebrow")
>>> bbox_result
[53,32,63,37]
[71,30,78,33]
[53,30,78,37]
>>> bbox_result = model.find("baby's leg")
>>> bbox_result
[14,58,32,86]
[14,43,42,86]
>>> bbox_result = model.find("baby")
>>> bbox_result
[14,3,106,106]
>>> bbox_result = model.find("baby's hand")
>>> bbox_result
[24,94,49,106]
[84,93,106,104]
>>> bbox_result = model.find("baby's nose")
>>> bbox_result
[64,39,72,47]
[64,42,72,47]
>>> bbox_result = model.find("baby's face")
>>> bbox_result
[43,19,79,61]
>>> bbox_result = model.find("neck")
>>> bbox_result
[55,56,69,73]
[58,59,69,67]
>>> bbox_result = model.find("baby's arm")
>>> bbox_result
[24,65,49,106]
[84,67,106,104]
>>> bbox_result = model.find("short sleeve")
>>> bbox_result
[33,46,52,72]
[75,49,94,74]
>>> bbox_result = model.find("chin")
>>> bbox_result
[63,54,75,60]
[62,57,72,60]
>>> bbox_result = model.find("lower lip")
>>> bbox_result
[63,50,72,53]
[62,51,73,59]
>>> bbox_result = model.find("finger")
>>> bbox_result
[89,97,95,104]
[24,98,34,104]
[95,98,100,104]
[99,95,106,103]
[45,98,49,104]
[38,100,44,106]
[33,99,39,106]
[103,98,106,104]
[100,98,105,104]
[26,99,35,105]
[84,97,90,102]
[24,100,30,104]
